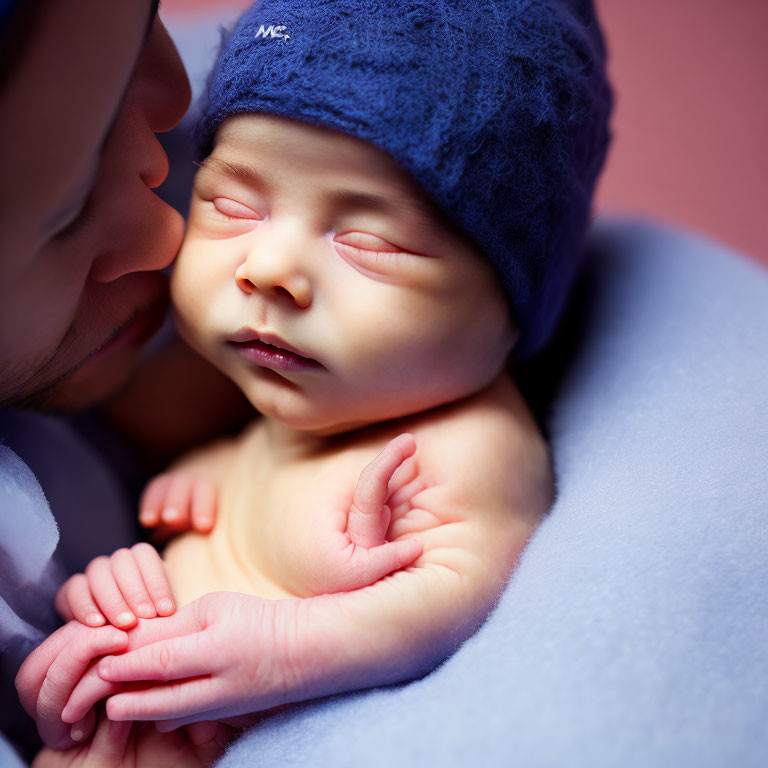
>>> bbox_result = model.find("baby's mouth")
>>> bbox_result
[227,328,323,371]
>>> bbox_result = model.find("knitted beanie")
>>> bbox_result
[197,0,613,357]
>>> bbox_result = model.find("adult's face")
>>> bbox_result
[0,0,190,411]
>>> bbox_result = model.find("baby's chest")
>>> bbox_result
[161,463,345,605]
[226,452,359,533]
[213,452,370,591]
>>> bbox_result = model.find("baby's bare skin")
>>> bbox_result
[156,112,553,618]
[162,371,551,620]
[45,370,551,744]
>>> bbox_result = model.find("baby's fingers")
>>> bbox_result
[342,538,423,590]
[85,556,137,629]
[61,664,122,725]
[111,548,157,620]
[84,715,133,762]
[131,543,176,616]
[348,433,417,548]
[97,633,213,684]
[139,473,173,528]
[190,478,217,533]
[55,575,106,627]
[105,676,221,722]
[68,706,95,744]
[36,625,128,749]
[158,473,196,530]
[140,472,217,538]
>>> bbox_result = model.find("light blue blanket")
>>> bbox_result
[217,215,768,767]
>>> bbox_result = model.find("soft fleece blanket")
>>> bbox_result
[216,214,768,768]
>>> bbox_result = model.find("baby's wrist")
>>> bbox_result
[284,590,420,702]
[264,593,350,704]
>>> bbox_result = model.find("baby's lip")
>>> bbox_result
[228,327,321,365]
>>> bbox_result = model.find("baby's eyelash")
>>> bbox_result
[218,212,255,223]
[334,241,408,270]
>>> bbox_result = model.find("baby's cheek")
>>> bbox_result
[169,276,218,361]
[170,244,222,325]
[169,246,197,311]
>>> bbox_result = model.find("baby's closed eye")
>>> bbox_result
[212,197,263,221]
[333,231,427,274]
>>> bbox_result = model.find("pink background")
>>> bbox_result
[162,0,768,265]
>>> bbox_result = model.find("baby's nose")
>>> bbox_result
[234,250,313,309]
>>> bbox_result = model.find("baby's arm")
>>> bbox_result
[90,512,535,729]
[300,429,550,704]
[68,407,551,727]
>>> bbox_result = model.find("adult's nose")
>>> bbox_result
[88,17,190,283]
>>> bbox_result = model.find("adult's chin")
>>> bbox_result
[27,342,144,413]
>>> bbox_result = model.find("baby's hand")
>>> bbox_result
[54,543,176,629]
[60,592,304,729]
[138,471,217,538]
[301,433,424,595]
[15,620,128,750]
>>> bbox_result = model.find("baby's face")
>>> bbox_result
[172,114,516,433]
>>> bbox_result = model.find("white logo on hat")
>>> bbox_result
[255,24,291,42]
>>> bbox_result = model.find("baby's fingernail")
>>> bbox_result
[86,612,105,626]
[161,508,180,523]
[115,612,135,626]
[157,598,175,615]
[136,603,156,619]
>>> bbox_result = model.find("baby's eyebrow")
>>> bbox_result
[198,156,440,224]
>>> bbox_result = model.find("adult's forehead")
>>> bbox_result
[0,0,153,221]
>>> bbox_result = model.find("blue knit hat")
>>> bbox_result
[197,0,613,357]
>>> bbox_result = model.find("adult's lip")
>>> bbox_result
[227,327,324,371]
[89,297,168,362]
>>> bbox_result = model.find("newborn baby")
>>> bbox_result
[23,0,612,761]
[56,107,552,709]
[161,110,552,609]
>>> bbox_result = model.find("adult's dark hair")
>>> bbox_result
[0,0,45,91]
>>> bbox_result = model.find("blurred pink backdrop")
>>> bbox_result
[162,0,768,265]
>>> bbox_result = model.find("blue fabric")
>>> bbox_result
[197,0,613,357]
[0,736,26,768]
[0,444,61,760]
[216,215,768,768]
[0,410,138,762]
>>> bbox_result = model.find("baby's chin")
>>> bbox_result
[247,396,371,437]
[246,388,452,438]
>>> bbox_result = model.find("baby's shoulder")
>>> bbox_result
[403,373,553,518]
[410,374,545,468]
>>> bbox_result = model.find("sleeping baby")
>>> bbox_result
[23,0,612,763]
